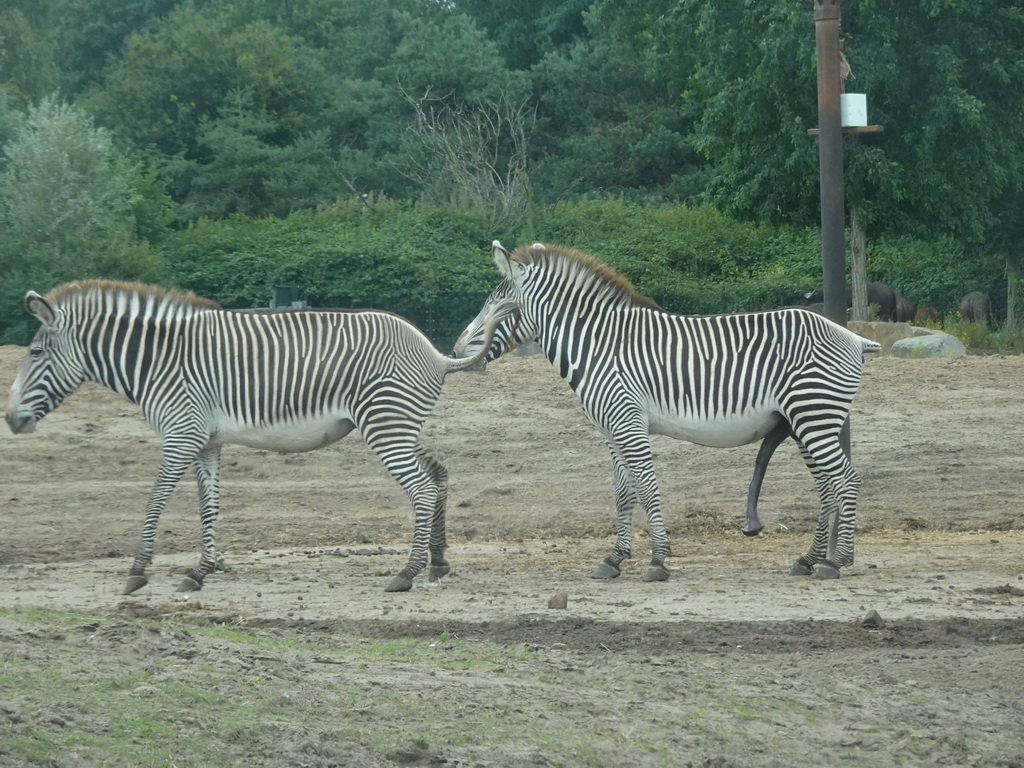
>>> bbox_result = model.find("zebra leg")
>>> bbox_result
[124,455,192,595]
[822,461,861,576]
[789,436,858,579]
[367,436,438,593]
[178,447,223,592]
[423,452,451,582]
[742,420,792,536]
[787,439,832,576]
[590,445,636,580]
[613,431,671,582]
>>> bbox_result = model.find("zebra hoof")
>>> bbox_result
[589,560,621,580]
[741,524,763,537]
[788,561,814,577]
[176,576,203,592]
[642,565,670,582]
[122,575,148,595]
[813,563,841,580]
[429,563,451,582]
[385,574,414,592]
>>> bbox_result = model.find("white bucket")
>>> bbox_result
[841,93,868,127]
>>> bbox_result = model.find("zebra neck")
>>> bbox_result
[82,314,182,405]
[540,319,597,392]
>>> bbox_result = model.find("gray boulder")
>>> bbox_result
[890,332,966,358]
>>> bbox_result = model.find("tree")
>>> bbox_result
[0,98,137,258]
[595,0,820,224]
[0,97,161,342]
[0,0,60,105]
[57,0,186,98]
[399,89,534,231]
[455,0,592,71]
[84,3,319,159]
[595,0,1023,315]
[166,88,344,221]
[529,23,696,201]
[376,9,531,204]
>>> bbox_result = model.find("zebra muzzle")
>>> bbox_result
[5,410,37,434]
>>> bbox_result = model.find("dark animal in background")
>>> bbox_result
[959,291,992,326]
[895,296,916,323]
[914,306,942,325]
[853,282,897,321]
[805,281,897,321]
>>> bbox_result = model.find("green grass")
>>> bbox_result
[0,607,998,767]
[935,315,1024,353]
[0,608,585,767]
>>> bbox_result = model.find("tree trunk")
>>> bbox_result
[1007,253,1021,332]
[849,201,869,321]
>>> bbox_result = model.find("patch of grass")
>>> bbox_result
[0,607,996,767]
[940,314,1024,353]
[0,609,579,766]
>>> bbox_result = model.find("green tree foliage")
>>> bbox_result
[455,0,591,71]
[596,0,1024,243]
[529,24,696,201]
[369,9,532,216]
[0,0,1016,340]
[0,0,61,105]
[0,97,162,342]
[842,1,1024,245]
[595,0,820,225]
[86,3,316,158]
[163,88,339,220]
[57,0,186,98]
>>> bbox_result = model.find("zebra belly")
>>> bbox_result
[649,408,783,449]
[212,414,356,453]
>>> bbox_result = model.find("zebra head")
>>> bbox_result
[5,290,87,434]
[452,241,538,365]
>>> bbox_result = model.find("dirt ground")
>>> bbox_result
[2,343,1023,767]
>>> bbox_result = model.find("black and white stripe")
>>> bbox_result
[455,242,881,581]
[6,280,511,593]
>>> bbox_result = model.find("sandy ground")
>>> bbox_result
[1,344,1023,767]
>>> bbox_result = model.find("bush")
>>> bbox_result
[868,236,1003,316]
[532,199,822,313]
[7,195,1003,352]
[163,197,499,347]
[160,197,1007,348]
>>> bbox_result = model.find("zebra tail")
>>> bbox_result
[860,337,883,360]
[445,298,518,373]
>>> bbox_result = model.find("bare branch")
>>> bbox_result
[396,89,535,231]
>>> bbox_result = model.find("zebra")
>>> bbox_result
[463,264,793,540]
[454,241,881,581]
[5,280,513,594]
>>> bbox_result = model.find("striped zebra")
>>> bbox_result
[455,242,881,581]
[5,280,512,594]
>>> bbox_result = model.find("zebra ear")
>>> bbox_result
[491,240,515,279]
[24,291,58,327]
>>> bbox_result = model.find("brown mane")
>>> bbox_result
[508,243,661,311]
[45,279,222,312]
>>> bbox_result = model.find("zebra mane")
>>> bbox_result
[45,280,222,314]
[509,243,661,311]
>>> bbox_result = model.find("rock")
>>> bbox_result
[861,609,885,629]
[847,321,965,358]
[548,592,568,609]
[890,332,966,358]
